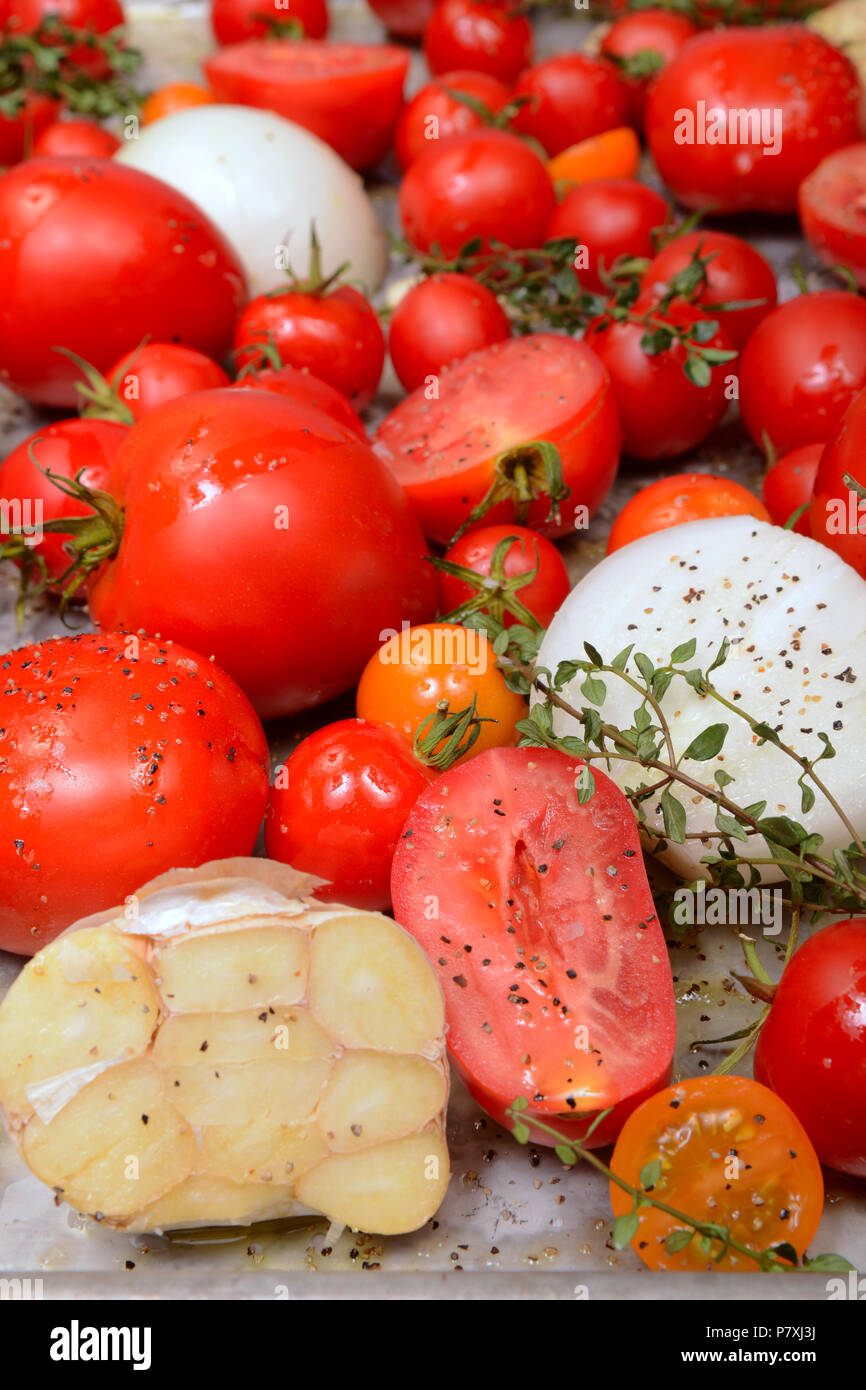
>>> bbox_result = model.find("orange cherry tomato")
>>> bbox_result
[607,472,770,553]
[141,83,215,125]
[547,127,640,189]
[356,622,526,767]
[610,1075,825,1273]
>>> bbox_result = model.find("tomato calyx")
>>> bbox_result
[22,459,123,613]
[0,17,143,119]
[53,346,136,426]
[413,693,496,770]
[266,223,350,300]
[450,439,571,544]
[433,533,544,630]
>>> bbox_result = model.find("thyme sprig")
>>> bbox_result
[0,18,143,118]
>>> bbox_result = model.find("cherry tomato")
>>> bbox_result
[211,0,328,44]
[389,272,511,394]
[366,0,434,38]
[810,385,866,578]
[2,0,124,80]
[547,127,640,189]
[0,92,59,165]
[265,719,435,912]
[141,82,214,125]
[761,443,823,537]
[424,0,532,85]
[85,389,436,719]
[391,747,676,1148]
[738,290,866,455]
[399,128,555,257]
[600,8,698,128]
[395,68,511,170]
[356,622,526,765]
[438,524,570,628]
[106,342,229,421]
[646,26,863,214]
[0,418,126,582]
[754,919,866,1178]
[230,364,366,436]
[31,117,119,157]
[0,158,247,409]
[641,229,777,350]
[799,143,866,292]
[607,472,769,553]
[610,1076,824,1272]
[0,632,269,955]
[234,280,384,410]
[512,53,632,158]
[373,333,621,545]
[204,39,409,171]
[547,178,670,294]
[585,297,736,461]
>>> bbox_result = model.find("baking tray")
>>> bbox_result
[0,0,863,1301]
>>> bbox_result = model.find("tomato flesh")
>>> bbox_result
[799,143,866,291]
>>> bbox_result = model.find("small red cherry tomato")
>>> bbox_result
[231,365,365,436]
[389,272,511,393]
[547,178,670,294]
[641,229,777,350]
[761,443,823,536]
[600,8,698,128]
[211,0,328,44]
[395,69,511,171]
[424,0,532,84]
[512,53,632,157]
[107,342,229,421]
[439,524,570,628]
[32,118,120,158]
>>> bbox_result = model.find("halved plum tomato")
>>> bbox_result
[204,39,410,170]
[391,747,676,1147]
[799,143,866,291]
[610,1076,825,1272]
[373,334,621,545]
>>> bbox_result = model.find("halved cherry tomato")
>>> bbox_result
[810,385,866,578]
[106,342,229,421]
[211,0,328,44]
[395,68,511,171]
[610,1075,824,1272]
[141,82,214,125]
[547,127,640,189]
[600,8,698,129]
[204,39,409,170]
[641,229,777,350]
[373,333,621,545]
[32,117,119,158]
[438,524,570,628]
[391,746,677,1147]
[424,0,532,85]
[265,718,435,912]
[512,53,632,157]
[388,272,511,393]
[356,622,526,766]
[547,178,670,294]
[230,365,365,436]
[608,472,769,554]
[799,143,866,292]
[761,443,823,536]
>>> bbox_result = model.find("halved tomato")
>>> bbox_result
[799,143,866,291]
[204,39,410,170]
[391,747,677,1147]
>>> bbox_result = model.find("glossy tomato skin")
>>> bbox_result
[547,178,670,294]
[512,53,632,157]
[738,291,866,456]
[211,0,328,44]
[230,365,365,436]
[762,443,823,536]
[0,92,59,164]
[373,333,621,545]
[646,26,863,214]
[88,389,436,719]
[585,298,735,460]
[31,118,120,157]
[389,272,511,393]
[607,472,769,553]
[0,632,269,955]
[107,342,229,421]
[439,524,570,627]
[367,0,434,38]
[0,418,126,581]
[0,159,246,409]
[395,68,511,170]
[810,386,866,577]
[140,82,214,124]
[399,128,555,259]
[641,229,777,350]
[754,919,866,1177]
[265,719,435,912]
[391,747,676,1148]
[424,0,532,84]
[234,285,384,410]
[799,143,866,291]
[600,8,698,128]
[204,39,409,170]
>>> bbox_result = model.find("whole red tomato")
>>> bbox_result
[395,69,511,170]
[367,0,434,37]
[265,719,435,912]
[424,0,532,84]
[512,53,632,157]
[547,178,670,294]
[585,296,736,460]
[230,364,366,436]
[600,8,698,128]
[0,92,59,164]
[799,144,866,292]
[76,389,436,719]
[645,26,863,214]
[399,128,555,257]
[810,385,866,577]
[438,524,570,628]
[738,291,866,455]
[31,117,119,157]
[389,272,511,393]
[106,342,229,421]
[0,159,246,409]
[0,632,269,955]
[211,0,328,44]
[641,229,777,349]
[761,443,823,536]
[754,919,866,1177]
